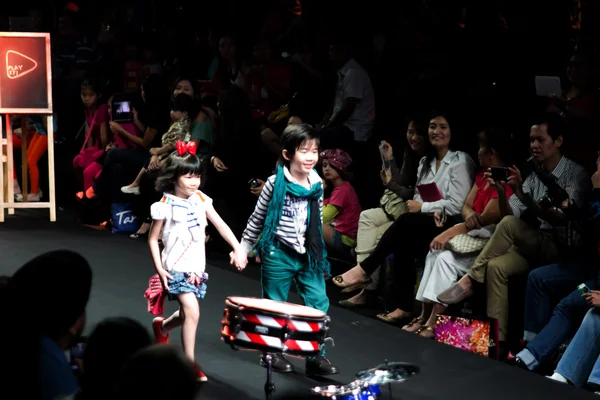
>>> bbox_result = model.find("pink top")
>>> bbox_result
[324,181,362,239]
[83,104,109,149]
[113,122,144,149]
[473,171,514,214]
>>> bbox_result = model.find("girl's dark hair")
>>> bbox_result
[419,111,456,181]
[404,116,432,177]
[173,76,201,100]
[171,93,198,119]
[479,127,513,165]
[80,317,152,400]
[155,152,203,194]
[406,116,427,136]
[81,77,107,104]
[279,124,320,167]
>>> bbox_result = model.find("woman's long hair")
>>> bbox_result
[419,110,459,181]
[403,116,432,176]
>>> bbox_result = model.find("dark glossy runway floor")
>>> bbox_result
[1,209,595,400]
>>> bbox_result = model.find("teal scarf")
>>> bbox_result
[253,165,330,274]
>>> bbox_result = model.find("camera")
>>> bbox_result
[248,178,260,189]
[538,195,553,209]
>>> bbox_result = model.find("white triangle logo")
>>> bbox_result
[6,50,38,80]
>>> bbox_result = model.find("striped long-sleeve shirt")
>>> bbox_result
[241,167,323,255]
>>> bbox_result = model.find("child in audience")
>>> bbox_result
[122,93,196,195]
[73,79,109,197]
[14,115,58,202]
[148,142,247,382]
[321,148,361,260]
[76,94,142,200]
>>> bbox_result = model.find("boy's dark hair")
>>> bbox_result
[532,112,568,142]
[279,124,320,167]
[479,127,513,165]
[155,152,203,194]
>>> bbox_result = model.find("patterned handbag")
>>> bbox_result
[379,189,408,220]
[447,234,489,254]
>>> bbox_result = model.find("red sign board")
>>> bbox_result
[0,32,52,113]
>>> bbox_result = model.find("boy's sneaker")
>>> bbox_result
[152,317,169,344]
[260,353,294,373]
[195,364,208,382]
[305,356,339,376]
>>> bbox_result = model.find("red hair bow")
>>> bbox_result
[176,140,197,156]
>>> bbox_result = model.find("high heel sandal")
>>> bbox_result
[415,325,435,339]
[332,274,372,293]
[376,312,411,325]
[402,317,425,332]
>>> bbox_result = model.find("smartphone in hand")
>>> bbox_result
[578,283,591,295]
[490,166,510,182]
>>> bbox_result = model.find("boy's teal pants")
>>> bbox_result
[260,242,329,356]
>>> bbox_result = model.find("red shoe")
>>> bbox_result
[152,317,169,344]
[195,364,208,382]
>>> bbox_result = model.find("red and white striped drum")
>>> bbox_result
[221,296,329,356]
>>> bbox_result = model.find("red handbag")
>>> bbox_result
[144,274,166,316]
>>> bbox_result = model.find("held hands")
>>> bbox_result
[407,200,422,213]
[583,290,600,308]
[229,248,248,271]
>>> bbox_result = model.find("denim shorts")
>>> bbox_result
[167,270,208,300]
